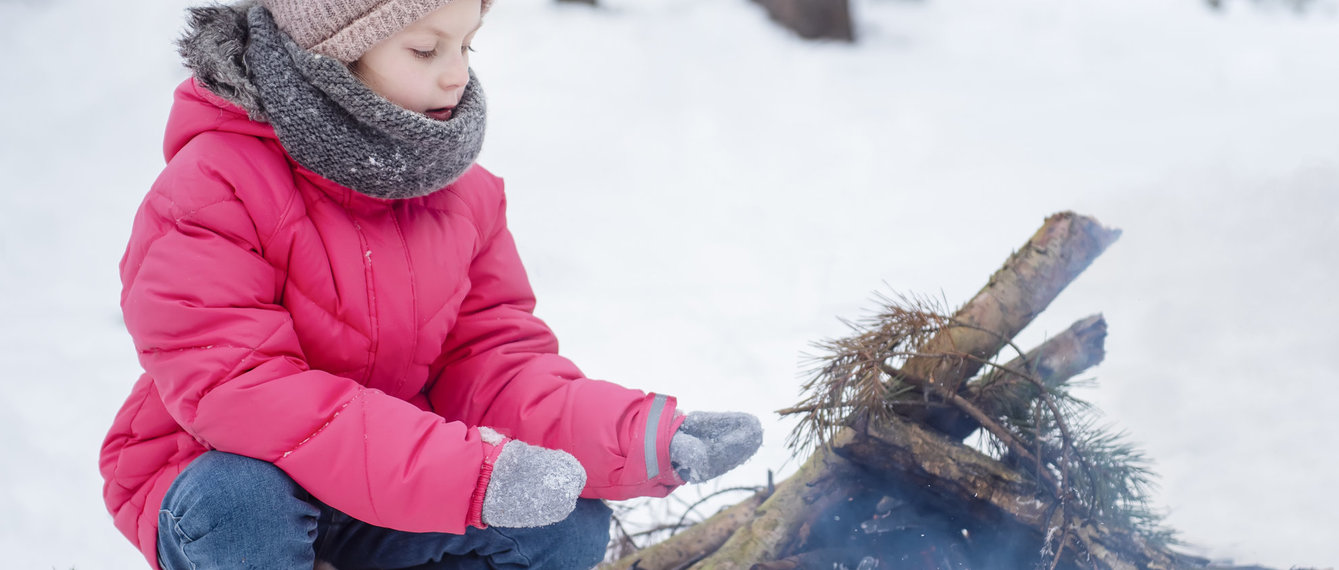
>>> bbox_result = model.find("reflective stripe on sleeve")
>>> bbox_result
[644,394,669,479]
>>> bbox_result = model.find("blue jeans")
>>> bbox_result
[157,451,612,569]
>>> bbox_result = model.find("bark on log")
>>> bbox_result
[834,415,1188,570]
[902,212,1120,415]
[749,548,867,569]
[933,314,1108,439]
[686,449,866,569]
[603,492,767,570]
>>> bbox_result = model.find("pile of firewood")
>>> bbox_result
[602,212,1219,570]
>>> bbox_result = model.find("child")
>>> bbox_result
[98,0,763,567]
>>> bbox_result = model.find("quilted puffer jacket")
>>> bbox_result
[99,77,684,567]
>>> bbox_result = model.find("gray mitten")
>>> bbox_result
[669,411,763,484]
[481,439,586,528]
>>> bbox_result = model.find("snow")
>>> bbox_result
[2,0,1337,567]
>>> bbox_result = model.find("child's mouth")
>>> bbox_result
[425,107,454,121]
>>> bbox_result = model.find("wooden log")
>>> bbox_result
[748,548,864,570]
[931,314,1108,439]
[901,212,1119,414]
[686,449,866,569]
[834,414,1189,570]
[603,492,768,570]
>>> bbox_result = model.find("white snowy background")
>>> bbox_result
[2,0,1337,567]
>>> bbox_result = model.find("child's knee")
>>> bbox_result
[164,451,305,520]
[158,452,319,568]
[567,499,614,566]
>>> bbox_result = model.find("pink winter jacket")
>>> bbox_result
[100,79,685,567]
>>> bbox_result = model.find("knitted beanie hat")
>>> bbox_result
[260,0,492,62]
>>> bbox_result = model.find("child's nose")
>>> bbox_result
[438,56,470,92]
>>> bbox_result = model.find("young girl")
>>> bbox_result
[98,0,763,568]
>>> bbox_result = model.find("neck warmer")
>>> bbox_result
[236,6,487,199]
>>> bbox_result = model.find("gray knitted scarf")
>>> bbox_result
[179,4,486,200]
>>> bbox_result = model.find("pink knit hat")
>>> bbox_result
[260,0,492,62]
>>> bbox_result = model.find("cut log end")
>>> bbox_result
[1045,211,1123,250]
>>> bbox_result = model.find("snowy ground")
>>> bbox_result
[2,0,1336,567]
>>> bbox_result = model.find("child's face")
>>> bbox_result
[353,0,483,121]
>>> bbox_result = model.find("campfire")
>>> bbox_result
[603,212,1220,570]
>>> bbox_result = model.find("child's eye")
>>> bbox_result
[462,45,476,54]
[411,48,437,59]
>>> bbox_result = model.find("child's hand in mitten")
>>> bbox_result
[481,439,586,528]
[669,411,763,484]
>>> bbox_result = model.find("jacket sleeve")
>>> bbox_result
[427,187,685,500]
[121,150,499,533]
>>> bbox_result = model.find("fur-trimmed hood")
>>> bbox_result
[178,1,266,119]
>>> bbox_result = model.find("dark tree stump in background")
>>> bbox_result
[751,0,855,42]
